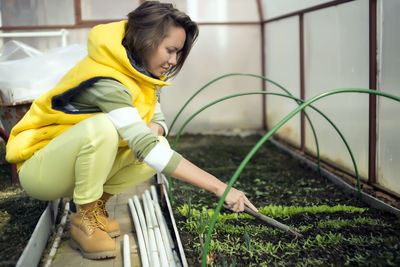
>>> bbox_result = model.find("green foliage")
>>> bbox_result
[178,204,242,223]
[196,209,211,245]
[243,230,254,255]
[172,135,400,266]
[178,203,367,222]
[178,199,399,265]
[186,194,193,221]
[317,216,384,228]
[209,236,241,256]
[221,256,237,267]
[214,222,283,237]
[258,204,367,218]
[298,216,385,232]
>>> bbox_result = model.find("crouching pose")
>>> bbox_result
[6,1,257,260]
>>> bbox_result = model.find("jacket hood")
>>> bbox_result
[87,20,170,87]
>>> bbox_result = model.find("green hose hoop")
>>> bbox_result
[167,73,321,201]
[201,88,400,266]
[167,74,320,168]
[168,91,356,205]
[169,73,301,134]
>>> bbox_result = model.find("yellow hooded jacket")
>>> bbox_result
[6,21,170,170]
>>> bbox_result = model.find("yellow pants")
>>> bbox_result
[19,114,165,205]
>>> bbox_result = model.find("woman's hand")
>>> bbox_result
[171,158,258,214]
[216,185,258,213]
[147,122,165,136]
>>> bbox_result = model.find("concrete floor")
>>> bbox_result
[50,180,153,267]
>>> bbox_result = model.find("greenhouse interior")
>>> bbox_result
[0,0,399,266]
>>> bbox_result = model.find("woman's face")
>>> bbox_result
[146,25,186,77]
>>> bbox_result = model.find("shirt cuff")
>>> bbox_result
[143,143,182,176]
[161,152,182,177]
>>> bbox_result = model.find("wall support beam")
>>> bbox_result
[368,0,377,184]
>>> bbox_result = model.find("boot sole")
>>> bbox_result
[108,230,120,238]
[69,238,117,260]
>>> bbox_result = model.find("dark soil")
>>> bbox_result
[0,145,47,266]
[169,134,400,267]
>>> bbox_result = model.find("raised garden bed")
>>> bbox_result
[0,162,47,266]
[169,134,400,266]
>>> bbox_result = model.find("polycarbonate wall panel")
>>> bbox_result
[265,17,301,147]
[161,25,262,134]
[82,0,259,22]
[81,0,140,20]
[261,0,331,20]
[0,0,74,26]
[304,1,370,178]
[377,0,400,193]
[166,0,259,22]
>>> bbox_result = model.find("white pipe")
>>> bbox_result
[128,199,149,267]
[123,234,131,267]
[150,184,159,203]
[133,195,150,257]
[60,29,68,47]
[129,184,182,266]
[42,202,70,267]
[150,185,175,249]
[144,190,169,267]
[150,185,177,267]
[0,29,69,47]
[142,193,160,267]
[0,31,67,38]
[160,175,182,249]
[156,172,164,185]
[160,174,177,249]
[161,173,188,267]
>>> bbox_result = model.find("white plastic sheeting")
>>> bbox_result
[0,40,41,61]
[0,42,86,103]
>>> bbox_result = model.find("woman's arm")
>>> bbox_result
[146,122,258,213]
[72,79,256,213]
[171,157,258,213]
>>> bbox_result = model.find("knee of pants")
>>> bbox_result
[18,114,120,202]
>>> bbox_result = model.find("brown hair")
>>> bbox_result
[122,1,199,77]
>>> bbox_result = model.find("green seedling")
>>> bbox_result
[186,194,193,222]
[197,210,211,244]
[244,230,254,256]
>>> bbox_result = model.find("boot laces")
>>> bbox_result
[97,199,109,217]
[80,205,106,231]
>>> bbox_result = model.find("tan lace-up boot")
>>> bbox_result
[69,202,116,259]
[96,199,120,238]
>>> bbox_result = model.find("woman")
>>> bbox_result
[6,1,257,260]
